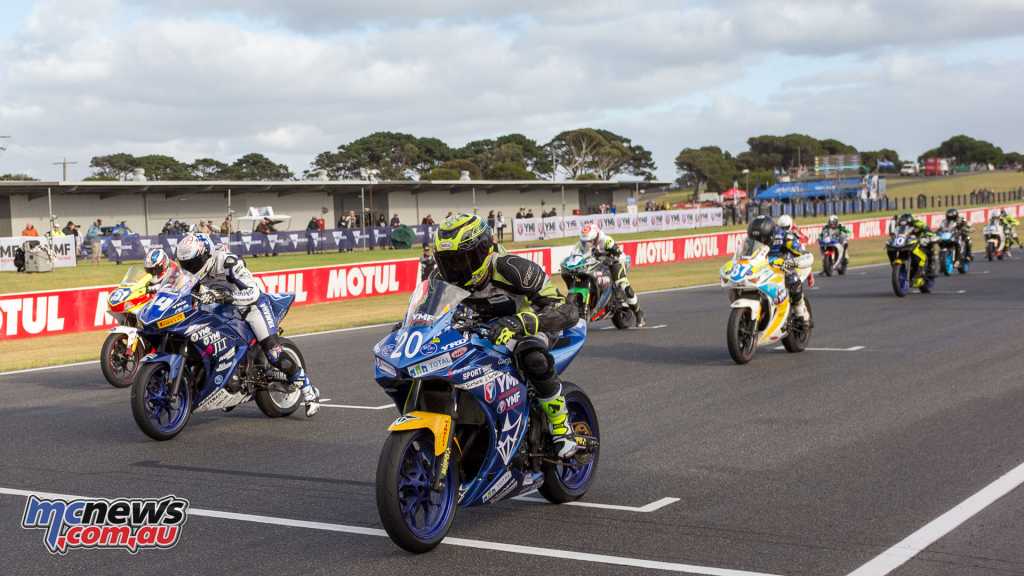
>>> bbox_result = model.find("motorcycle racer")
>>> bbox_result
[143,248,178,291]
[432,213,580,458]
[749,215,812,321]
[998,209,1020,248]
[578,224,646,327]
[175,233,320,417]
[893,213,936,277]
[943,209,973,262]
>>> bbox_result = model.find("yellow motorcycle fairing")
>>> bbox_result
[388,411,453,456]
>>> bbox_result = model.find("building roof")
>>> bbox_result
[0,179,671,198]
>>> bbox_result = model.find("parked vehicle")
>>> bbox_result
[900,161,919,176]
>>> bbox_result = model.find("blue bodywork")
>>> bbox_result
[137,273,295,410]
[373,301,587,508]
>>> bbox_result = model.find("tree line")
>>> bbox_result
[675,133,1023,193]
[2,131,1018,186]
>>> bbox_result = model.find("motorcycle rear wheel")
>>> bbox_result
[611,308,634,330]
[726,308,757,364]
[254,337,304,418]
[376,429,459,553]
[539,381,600,504]
[782,298,812,353]
[101,332,142,388]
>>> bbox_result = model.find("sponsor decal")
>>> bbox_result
[390,414,418,427]
[0,295,66,336]
[419,342,438,355]
[455,365,491,382]
[449,346,468,360]
[482,470,513,503]
[325,264,401,299]
[440,337,469,351]
[407,352,453,378]
[497,388,523,414]
[214,361,233,373]
[21,494,189,555]
[156,312,185,329]
[483,371,518,403]
[257,273,308,303]
[496,413,524,465]
[635,240,677,265]
[214,375,224,385]
[683,235,719,259]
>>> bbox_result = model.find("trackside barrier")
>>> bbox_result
[2,205,1020,341]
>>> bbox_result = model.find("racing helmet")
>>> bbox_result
[777,214,793,231]
[747,215,775,245]
[176,233,214,277]
[896,213,913,227]
[999,209,1008,217]
[432,213,495,290]
[827,214,839,227]
[144,247,170,277]
[946,208,958,221]
[579,223,600,247]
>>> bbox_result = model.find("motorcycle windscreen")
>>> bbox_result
[119,265,151,286]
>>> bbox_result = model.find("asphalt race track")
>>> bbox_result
[2,257,1023,576]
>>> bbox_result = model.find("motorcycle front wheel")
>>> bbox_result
[726,308,757,364]
[986,243,995,261]
[376,429,459,553]
[539,381,600,504]
[611,308,634,330]
[100,332,142,388]
[891,263,909,297]
[822,252,833,277]
[131,363,193,441]
[941,250,953,276]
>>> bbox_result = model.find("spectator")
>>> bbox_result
[62,221,80,254]
[445,211,453,220]
[220,216,231,235]
[86,219,103,264]
[306,216,319,254]
[525,208,534,218]
[390,213,401,227]
[419,245,435,281]
[496,211,505,242]
[377,213,387,227]
[421,214,434,226]
[487,210,496,231]
[548,207,558,218]
[21,222,39,237]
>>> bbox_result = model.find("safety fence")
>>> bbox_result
[1,203,1020,341]
[749,188,1024,220]
[512,207,724,242]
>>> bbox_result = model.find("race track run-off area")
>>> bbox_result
[1,258,1023,576]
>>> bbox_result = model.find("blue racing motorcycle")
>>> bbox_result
[130,268,305,441]
[373,278,599,553]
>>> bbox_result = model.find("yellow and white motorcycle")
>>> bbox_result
[719,239,813,364]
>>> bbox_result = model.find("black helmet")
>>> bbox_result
[747,215,775,244]
[897,213,913,227]
[946,208,958,221]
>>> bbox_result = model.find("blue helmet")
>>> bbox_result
[144,247,170,276]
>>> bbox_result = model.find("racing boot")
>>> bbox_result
[538,386,578,459]
[296,370,320,417]
[624,285,645,327]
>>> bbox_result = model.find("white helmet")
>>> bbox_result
[176,233,215,278]
[579,223,600,245]
[777,214,793,231]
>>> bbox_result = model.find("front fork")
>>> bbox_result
[390,381,457,492]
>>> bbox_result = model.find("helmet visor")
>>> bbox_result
[434,241,490,288]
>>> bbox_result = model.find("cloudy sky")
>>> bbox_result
[1,0,1022,181]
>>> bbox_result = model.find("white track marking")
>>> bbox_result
[319,403,393,410]
[514,492,680,513]
[598,324,667,331]
[0,360,100,376]
[0,486,779,576]
[772,345,864,352]
[846,460,1024,576]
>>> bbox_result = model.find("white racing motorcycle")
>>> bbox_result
[720,239,813,364]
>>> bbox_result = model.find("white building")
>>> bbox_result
[0,179,669,236]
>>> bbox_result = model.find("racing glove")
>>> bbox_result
[485,312,539,346]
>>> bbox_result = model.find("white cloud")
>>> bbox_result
[0,0,1022,181]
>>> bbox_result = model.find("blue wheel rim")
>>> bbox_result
[557,395,599,491]
[396,432,455,541]
[144,367,189,434]
[945,253,953,274]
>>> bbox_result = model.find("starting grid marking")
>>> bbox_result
[772,345,865,352]
[0,486,775,576]
[513,492,680,513]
